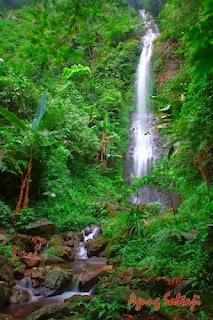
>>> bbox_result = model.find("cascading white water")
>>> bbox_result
[75,226,99,260]
[131,10,159,203]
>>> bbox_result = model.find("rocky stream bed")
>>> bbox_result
[0,218,202,320]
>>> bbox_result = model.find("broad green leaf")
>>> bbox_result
[150,95,169,104]
[0,107,27,131]
[159,105,172,112]
[32,94,47,131]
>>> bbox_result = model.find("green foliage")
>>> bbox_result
[0,106,27,131]
[69,285,129,319]
[15,207,37,228]
[0,243,14,260]
[37,151,119,232]
[43,246,62,256]
[105,201,211,278]
[0,200,13,227]
[130,0,166,16]
[62,65,91,83]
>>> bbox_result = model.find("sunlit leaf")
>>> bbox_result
[32,94,47,131]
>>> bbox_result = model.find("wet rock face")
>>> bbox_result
[0,313,14,320]
[86,235,107,257]
[26,302,70,320]
[40,253,65,266]
[53,246,75,261]
[20,253,41,268]
[0,281,10,308]
[84,226,91,236]
[64,231,84,247]
[0,235,8,245]
[37,267,72,297]
[119,267,139,286]
[0,256,14,287]
[28,271,45,289]
[79,265,113,292]
[50,235,64,247]
[10,288,31,304]
[25,219,55,240]
[12,234,35,252]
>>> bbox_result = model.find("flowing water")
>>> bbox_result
[125,10,161,204]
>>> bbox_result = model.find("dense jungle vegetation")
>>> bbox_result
[0,0,212,319]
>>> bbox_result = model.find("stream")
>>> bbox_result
[3,226,101,320]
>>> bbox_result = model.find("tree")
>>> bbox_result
[0,94,46,214]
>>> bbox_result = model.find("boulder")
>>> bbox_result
[14,266,25,280]
[54,246,75,261]
[21,253,41,268]
[65,231,74,240]
[66,240,75,247]
[174,279,191,295]
[30,271,45,289]
[0,313,14,320]
[10,288,31,304]
[40,253,65,266]
[79,265,113,291]
[11,234,34,252]
[65,231,83,244]
[84,226,91,236]
[74,232,84,242]
[0,256,14,287]
[0,281,10,308]
[50,235,64,247]
[86,236,107,257]
[0,235,8,245]
[25,219,55,240]
[37,267,72,297]
[119,267,140,285]
[26,302,70,320]
[140,276,169,295]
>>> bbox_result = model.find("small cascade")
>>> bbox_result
[75,225,99,260]
[83,226,99,242]
[72,274,80,291]
[75,243,88,260]
[49,289,91,302]
[48,274,91,302]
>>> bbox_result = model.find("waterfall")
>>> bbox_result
[125,10,160,204]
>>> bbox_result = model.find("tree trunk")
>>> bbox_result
[15,156,32,215]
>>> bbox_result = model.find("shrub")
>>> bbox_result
[0,200,13,227]
[62,65,91,83]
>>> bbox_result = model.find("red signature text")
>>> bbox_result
[128,291,201,311]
